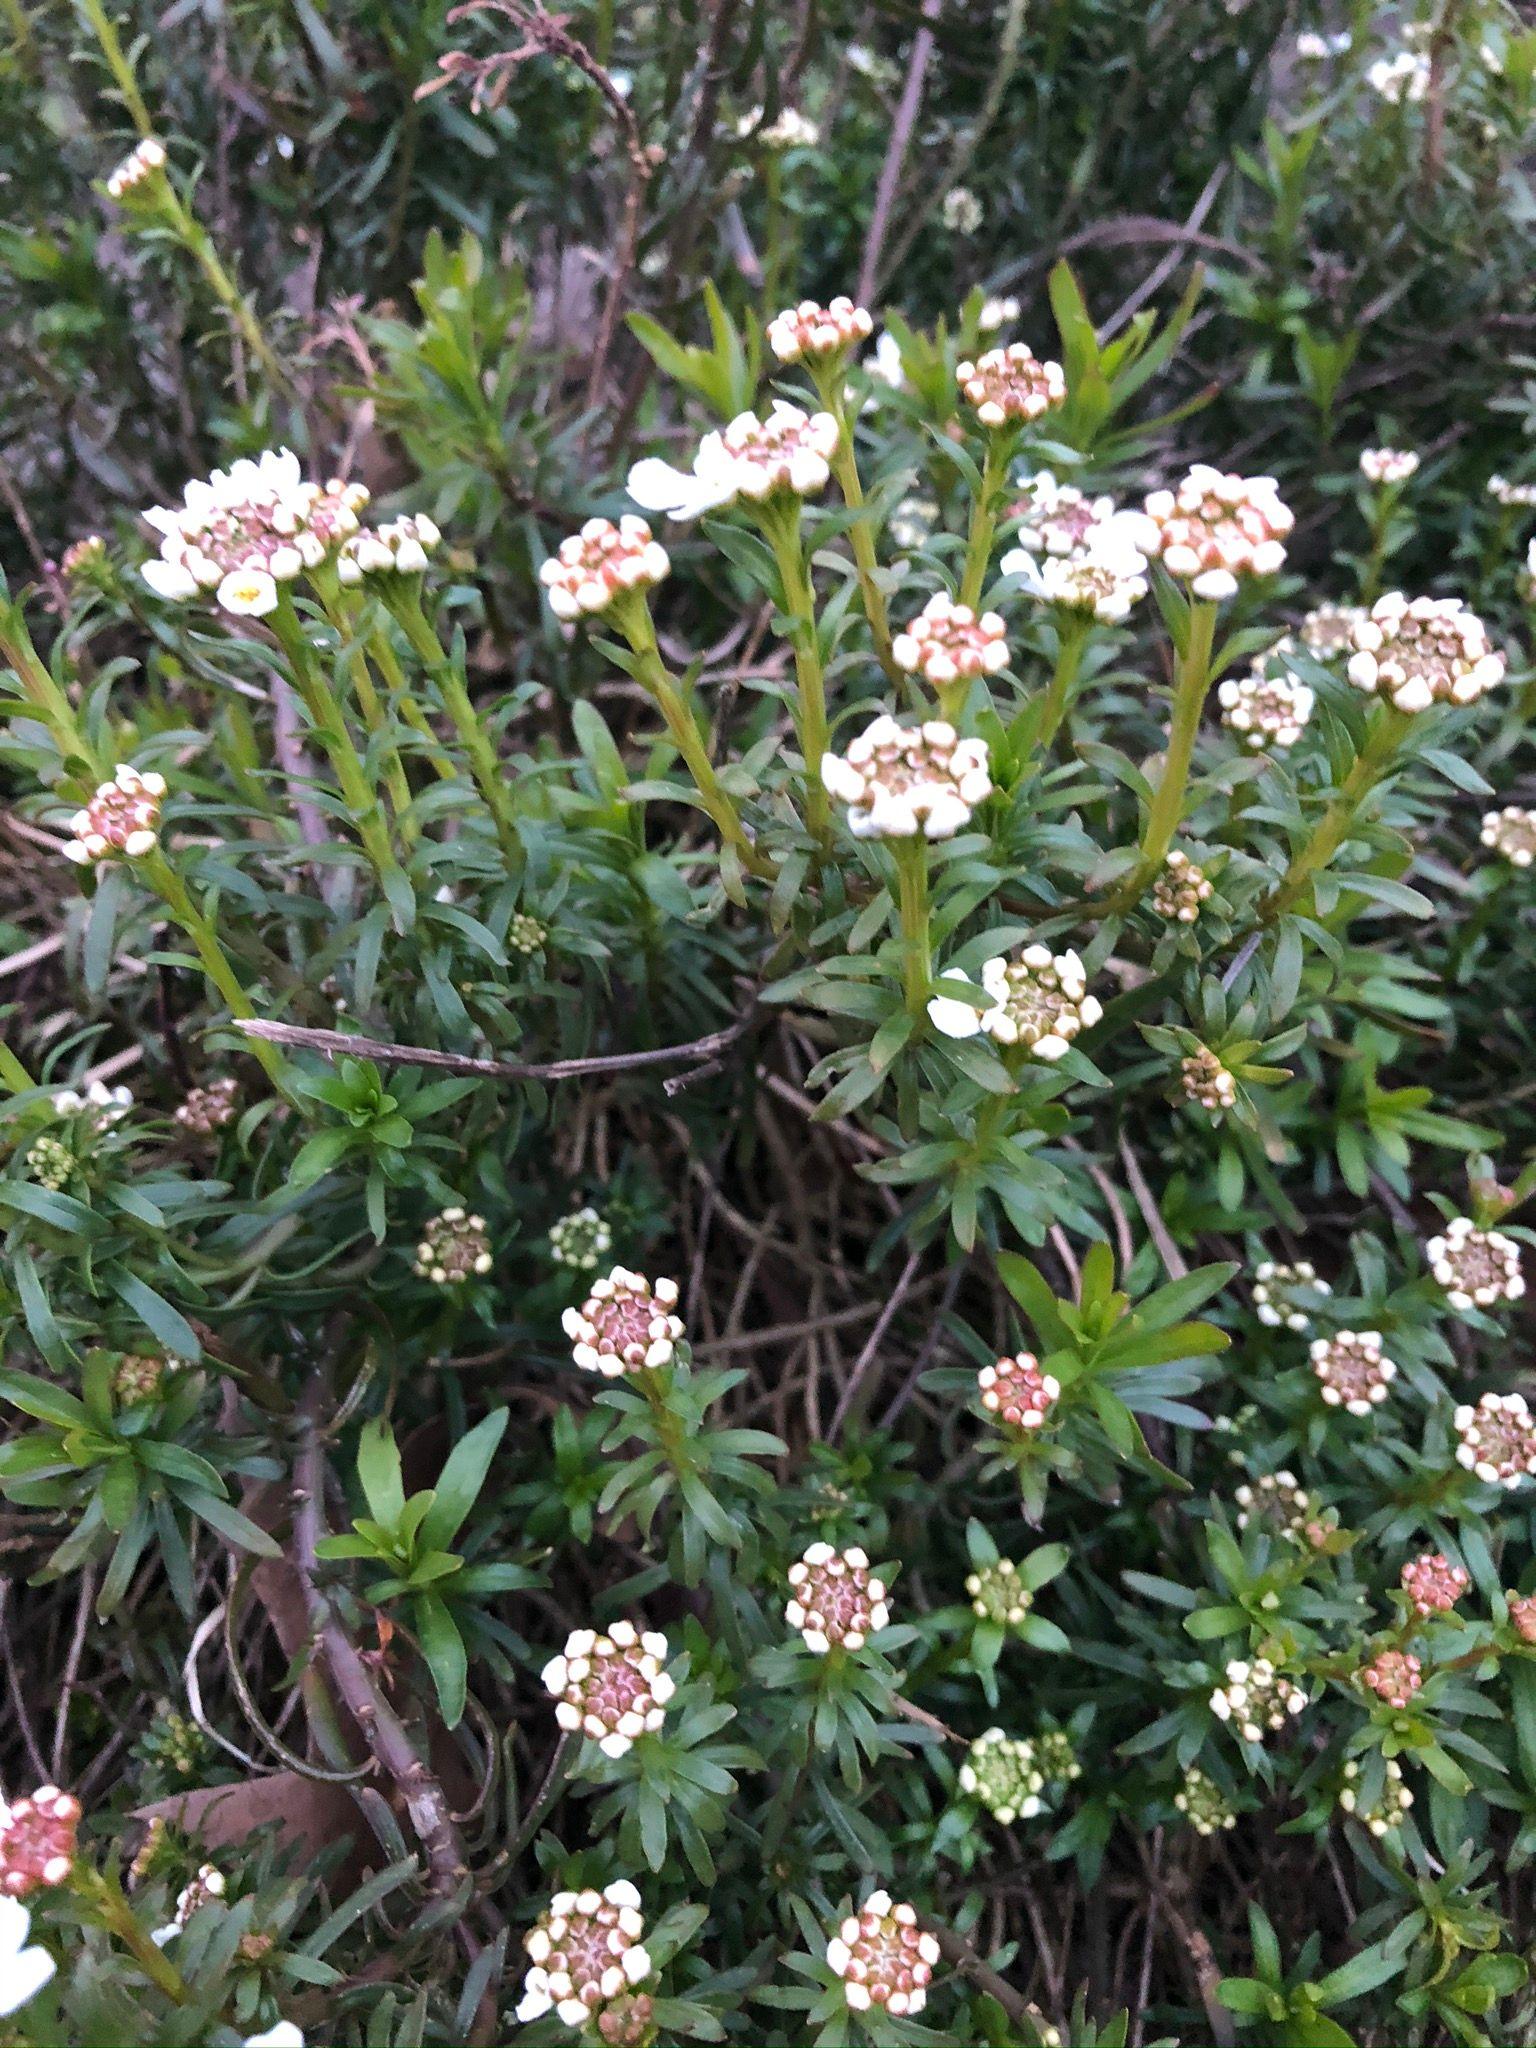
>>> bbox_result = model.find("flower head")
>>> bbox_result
[562,1268,684,1376]
[51,1080,132,1129]
[1234,1470,1312,1539]
[628,402,837,520]
[1368,49,1431,102]
[1426,1217,1524,1310]
[1509,1593,1536,1644]
[1360,1647,1421,1709]
[959,1729,1045,1823]
[1480,806,1536,869]
[549,1206,614,1272]
[1454,1391,1536,1488]
[942,187,982,233]
[965,1557,1033,1627]
[956,344,1066,429]
[1209,1658,1305,1742]
[140,450,368,613]
[0,1898,55,2019]
[62,765,166,865]
[25,1135,72,1192]
[767,296,873,365]
[1346,594,1505,714]
[541,1624,674,1758]
[153,1863,226,1946]
[978,294,1020,334]
[516,1881,653,2029]
[1005,473,1119,559]
[538,518,669,621]
[336,514,441,584]
[61,534,109,586]
[977,1352,1060,1431]
[1359,448,1419,486]
[1174,1765,1237,1836]
[821,715,992,840]
[1253,1261,1330,1332]
[785,1543,890,1654]
[1218,663,1315,751]
[1298,602,1369,658]
[1141,465,1293,601]
[1489,475,1536,509]
[0,1787,80,1898]
[1296,29,1351,58]
[1338,1758,1412,1836]
[892,594,1008,688]
[510,912,547,955]
[1310,1330,1396,1416]
[743,107,820,148]
[1003,530,1149,620]
[1152,849,1212,924]
[927,944,1100,1059]
[1401,1551,1469,1618]
[1181,1046,1237,1114]
[175,1077,240,1136]
[827,1892,941,2017]
[105,135,168,202]
[115,1350,171,1405]
[413,1207,492,1286]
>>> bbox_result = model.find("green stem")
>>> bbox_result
[74,1866,188,2002]
[762,505,831,844]
[892,836,932,1012]
[812,370,899,683]
[1259,703,1412,924]
[159,186,292,401]
[762,155,785,314]
[313,585,416,834]
[0,612,107,779]
[1113,599,1219,910]
[359,614,456,782]
[958,435,1010,611]
[75,0,154,132]
[386,586,525,880]
[1360,496,1392,607]
[1034,612,1091,754]
[268,595,412,915]
[615,601,771,886]
[140,851,291,1093]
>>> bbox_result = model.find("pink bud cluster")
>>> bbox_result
[978,1352,1060,1431]
[539,518,670,621]
[1218,664,1315,751]
[1346,595,1505,714]
[1141,465,1293,601]
[826,1892,941,2017]
[821,715,992,840]
[175,1077,239,1135]
[956,344,1066,428]
[516,1881,652,2029]
[1400,1551,1469,1617]
[891,595,1009,689]
[785,1543,890,1653]
[1427,1217,1524,1311]
[0,1786,81,1897]
[62,765,166,865]
[140,449,369,617]
[1454,1391,1536,1488]
[562,1268,684,1377]
[1310,1330,1396,1417]
[767,296,873,364]
[105,136,167,200]
[1182,1046,1237,1113]
[336,514,441,582]
[541,1623,675,1758]
[717,402,839,501]
[1360,1648,1422,1709]
[1510,1593,1536,1644]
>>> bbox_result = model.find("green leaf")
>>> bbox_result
[0,1367,88,1429]
[419,1408,508,1553]
[108,1271,202,1361]
[994,1252,1073,1349]
[415,1592,468,1728]
[357,1416,407,1531]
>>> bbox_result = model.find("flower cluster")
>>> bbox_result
[1426,1217,1524,1310]
[1181,1046,1237,1114]
[821,715,993,840]
[549,1206,614,1272]
[541,1624,674,1758]
[928,945,1102,1059]
[52,1080,132,1128]
[26,1135,72,1192]
[1003,537,1148,620]
[959,1729,1045,1823]
[509,912,547,955]
[1360,1648,1422,1709]
[1004,473,1116,559]
[1310,1330,1396,1416]
[1345,594,1505,713]
[942,186,982,234]
[562,1268,684,1376]
[978,294,1020,334]
[1400,1551,1469,1618]
[1298,601,1369,658]
[628,402,838,520]
[1152,849,1212,924]
[1339,1758,1413,1837]
[1218,662,1315,751]
[1510,1593,1536,1644]
[140,449,369,616]
[0,1787,80,1897]
[891,594,1009,689]
[766,296,872,365]
[1454,1392,1536,1488]
[175,1077,239,1135]
[1480,806,1536,868]
[744,107,819,148]
[955,344,1066,428]
[413,1206,492,1286]
[1253,1259,1332,1330]
[105,135,167,201]
[1141,465,1293,600]
[1209,1658,1306,1742]
[1359,448,1419,486]
[1235,1470,1313,1539]
[1174,1765,1236,1836]
[977,1352,1060,1432]
[1033,1728,1081,1787]
[965,1557,1033,1627]
[1367,49,1431,102]
[61,534,107,584]
[1489,475,1536,509]
[335,514,441,583]
[538,517,670,621]
[826,1893,941,2018]
[154,1863,226,1945]
[785,1543,890,1653]
[61,764,166,865]
[115,1350,170,1405]
[516,1881,652,2030]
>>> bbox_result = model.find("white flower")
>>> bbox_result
[629,403,837,520]
[767,296,873,365]
[928,945,1101,1059]
[216,567,279,618]
[977,294,1020,334]
[1218,663,1314,751]
[1368,49,1431,102]
[821,715,992,839]
[1002,527,1149,620]
[865,331,906,392]
[942,186,982,234]
[1142,465,1293,598]
[1296,29,1351,58]
[1359,447,1419,485]
[140,555,201,601]
[892,594,1009,686]
[0,1899,54,2019]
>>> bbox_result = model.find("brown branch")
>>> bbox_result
[234,1009,758,1082]
[916,1915,1039,2032]
[856,0,943,306]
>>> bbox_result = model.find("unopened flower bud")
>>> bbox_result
[62,764,166,865]
[785,1543,890,1654]
[956,344,1066,429]
[541,1623,674,1758]
[562,1268,683,1376]
[1427,1217,1524,1311]
[826,1892,941,2017]
[413,1206,492,1286]
[1310,1331,1396,1416]
[977,1352,1060,1431]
